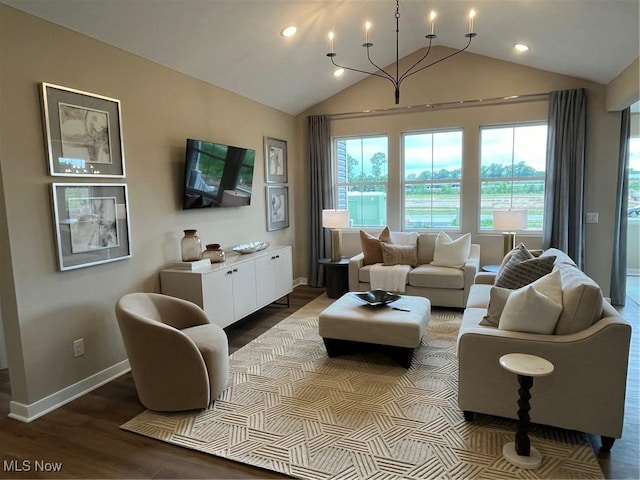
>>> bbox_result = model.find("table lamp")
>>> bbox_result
[493,209,527,256]
[322,209,349,262]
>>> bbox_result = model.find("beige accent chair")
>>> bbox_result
[115,292,229,412]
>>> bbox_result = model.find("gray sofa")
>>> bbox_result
[348,232,479,308]
[457,248,632,450]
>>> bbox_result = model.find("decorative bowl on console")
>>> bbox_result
[232,241,270,254]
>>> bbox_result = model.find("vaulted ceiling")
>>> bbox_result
[3,0,639,115]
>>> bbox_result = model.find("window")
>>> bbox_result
[480,124,547,230]
[402,130,463,230]
[334,135,388,227]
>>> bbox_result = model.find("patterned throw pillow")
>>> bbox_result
[494,255,556,289]
[498,243,533,272]
[380,242,418,267]
[360,226,391,265]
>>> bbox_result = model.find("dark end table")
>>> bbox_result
[319,257,350,299]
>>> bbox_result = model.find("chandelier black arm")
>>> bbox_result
[365,48,397,84]
[398,40,434,84]
[329,55,397,83]
[399,35,473,83]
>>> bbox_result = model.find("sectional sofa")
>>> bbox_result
[457,247,632,450]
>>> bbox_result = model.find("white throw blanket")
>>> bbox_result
[369,264,411,293]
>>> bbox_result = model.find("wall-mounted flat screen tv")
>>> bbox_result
[183,138,255,209]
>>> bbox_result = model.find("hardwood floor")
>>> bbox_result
[0,283,638,479]
[592,276,640,480]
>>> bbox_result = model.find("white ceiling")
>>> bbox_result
[3,0,639,115]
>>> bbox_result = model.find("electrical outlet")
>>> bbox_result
[586,212,599,224]
[73,338,85,357]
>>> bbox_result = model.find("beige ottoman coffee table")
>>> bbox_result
[318,293,431,368]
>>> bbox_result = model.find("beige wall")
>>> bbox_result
[606,57,640,111]
[0,6,297,416]
[295,47,623,293]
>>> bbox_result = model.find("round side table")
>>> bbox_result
[499,353,554,469]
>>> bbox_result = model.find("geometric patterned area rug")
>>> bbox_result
[121,294,603,480]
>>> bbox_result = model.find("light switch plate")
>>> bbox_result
[586,212,599,224]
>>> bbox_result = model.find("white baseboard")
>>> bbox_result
[8,359,130,423]
[293,277,308,287]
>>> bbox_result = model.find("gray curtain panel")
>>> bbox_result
[543,88,587,269]
[610,108,631,306]
[307,115,333,287]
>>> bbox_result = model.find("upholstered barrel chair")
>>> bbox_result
[115,292,229,412]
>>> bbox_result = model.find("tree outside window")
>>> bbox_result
[480,124,547,230]
[334,136,388,227]
[403,130,463,230]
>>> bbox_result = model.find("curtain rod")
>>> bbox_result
[326,92,550,120]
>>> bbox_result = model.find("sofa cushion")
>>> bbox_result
[381,242,418,266]
[498,270,563,334]
[541,248,577,267]
[495,255,556,289]
[360,227,391,265]
[430,232,471,269]
[554,264,603,334]
[409,265,464,289]
[389,231,419,245]
[416,234,437,265]
[479,286,511,327]
[466,284,491,309]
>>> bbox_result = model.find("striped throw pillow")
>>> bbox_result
[494,255,556,289]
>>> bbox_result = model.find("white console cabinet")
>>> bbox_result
[160,245,293,329]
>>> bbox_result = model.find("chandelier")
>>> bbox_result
[326,0,477,104]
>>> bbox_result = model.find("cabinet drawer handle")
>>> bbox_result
[233,268,238,273]
[226,270,233,275]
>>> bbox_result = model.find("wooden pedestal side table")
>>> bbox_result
[499,353,554,469]
[318,258,350,299]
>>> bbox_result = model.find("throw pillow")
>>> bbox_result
[430,232,471,269]
[498,270,563,334]
[498,243,533,272]
[494,255,556,289]
[380,242,418,267]
[479,286,512,327]
[360,226,391,265]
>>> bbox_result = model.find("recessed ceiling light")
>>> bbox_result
[281,26,297,37]
[514,43,530,52]
[333,68,345,77]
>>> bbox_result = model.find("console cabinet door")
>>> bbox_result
[231,260,257,320]
[274,247,293,299]
[255,254,277,307]
[202,268,235,328]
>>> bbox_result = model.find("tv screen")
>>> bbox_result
[183,139,255,209]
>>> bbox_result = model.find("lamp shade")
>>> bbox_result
[493,209,527,231]
[322,209,349,229]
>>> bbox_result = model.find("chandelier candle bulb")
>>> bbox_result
[325,0,477,104]
[328,32,334,54]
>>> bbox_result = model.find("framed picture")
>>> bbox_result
[264,136,287,183]
[41,83,126,177]
[51,183,132,271]
[266,185,289,231]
